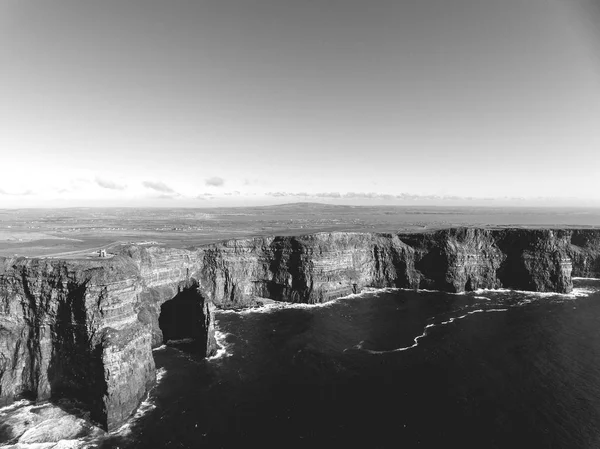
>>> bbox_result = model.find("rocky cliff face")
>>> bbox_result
[1,227,599,431]
[568,230,600,278]
[197,228,582,304]
[0,249,216,431]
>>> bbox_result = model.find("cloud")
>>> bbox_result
[205,177,225,187]
[95,177,126,190]
[0,188,33,196]
[263,191,534,202]
[343,192,406,200]
[196,193,215,200]
[314,192,342,198]
[343,192,379,199]
[262,191,459,201]
[265,191,342,199]
[154,194,175,200]
[224,191,241,196]
[142,181,175,193]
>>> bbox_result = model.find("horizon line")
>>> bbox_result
[2,202,600,211]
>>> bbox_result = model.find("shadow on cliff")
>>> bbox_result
[265,237,308,303]
[46,281,108,429]
[158,285,211,356]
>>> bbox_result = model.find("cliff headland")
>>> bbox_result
[1,227,600,432]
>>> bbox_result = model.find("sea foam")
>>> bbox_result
[472,287,587,298]
[216,291,381,316]
[207,330,233,361]
[0,400,105,448]
[112,367,167,437]
[351,308,509,355]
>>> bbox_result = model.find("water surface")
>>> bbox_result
[98,278,600,449]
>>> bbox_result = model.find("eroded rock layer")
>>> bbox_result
[0,251,214,431]
[1,227,599,430]
[197,228,586,303]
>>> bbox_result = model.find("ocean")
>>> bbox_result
[4,278,600,448]
[99,278,600,449]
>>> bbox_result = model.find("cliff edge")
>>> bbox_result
[1,227,599,431]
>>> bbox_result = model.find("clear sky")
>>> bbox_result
[1,0,599,208]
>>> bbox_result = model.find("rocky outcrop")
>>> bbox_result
[1,227,599,432]
[568,230,600,278]
[0,250,216,432]
[197,228,580,303]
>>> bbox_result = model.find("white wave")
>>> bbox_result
[438,308,508,326]
[473,284,598,302]
[402,281,600,298]
[207,330,232,361]
[7,437,90,448]
[399,287,464,295]
[401,285,594,300]
[474,296,491,301]
[568,287,597,298]
[155,367,167,382]
[0,400,104,448]
[217,301,287,316]
[112,367,167,437]
[0,398,31,414]
[473,287,578,298]
[351,308,508,355]
[164,337,195,344]
[403,287,503,296]
[217,298,344,316]
[354,287,399,297]
[216,288,400,316]
[152,344,167,352]
[473,288,512,295]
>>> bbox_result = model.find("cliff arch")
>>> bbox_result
[158,285,212,354]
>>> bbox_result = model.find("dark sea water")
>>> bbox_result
[97,279,600,448]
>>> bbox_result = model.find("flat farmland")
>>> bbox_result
[1,203,599,258]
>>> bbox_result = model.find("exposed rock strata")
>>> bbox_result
[197,228,585,303]
[1,227,599,431]
[0,252,214,431]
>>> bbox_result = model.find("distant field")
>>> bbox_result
[1,203,600,258]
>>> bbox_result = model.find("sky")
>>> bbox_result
[1,0,600,208]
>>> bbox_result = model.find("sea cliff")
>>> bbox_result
[1,227,599,431]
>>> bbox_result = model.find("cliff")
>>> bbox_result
[1,227,599,432]
[0,250,216,432]
[197,228,585,303]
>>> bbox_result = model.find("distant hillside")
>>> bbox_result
[258,202,356,210]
